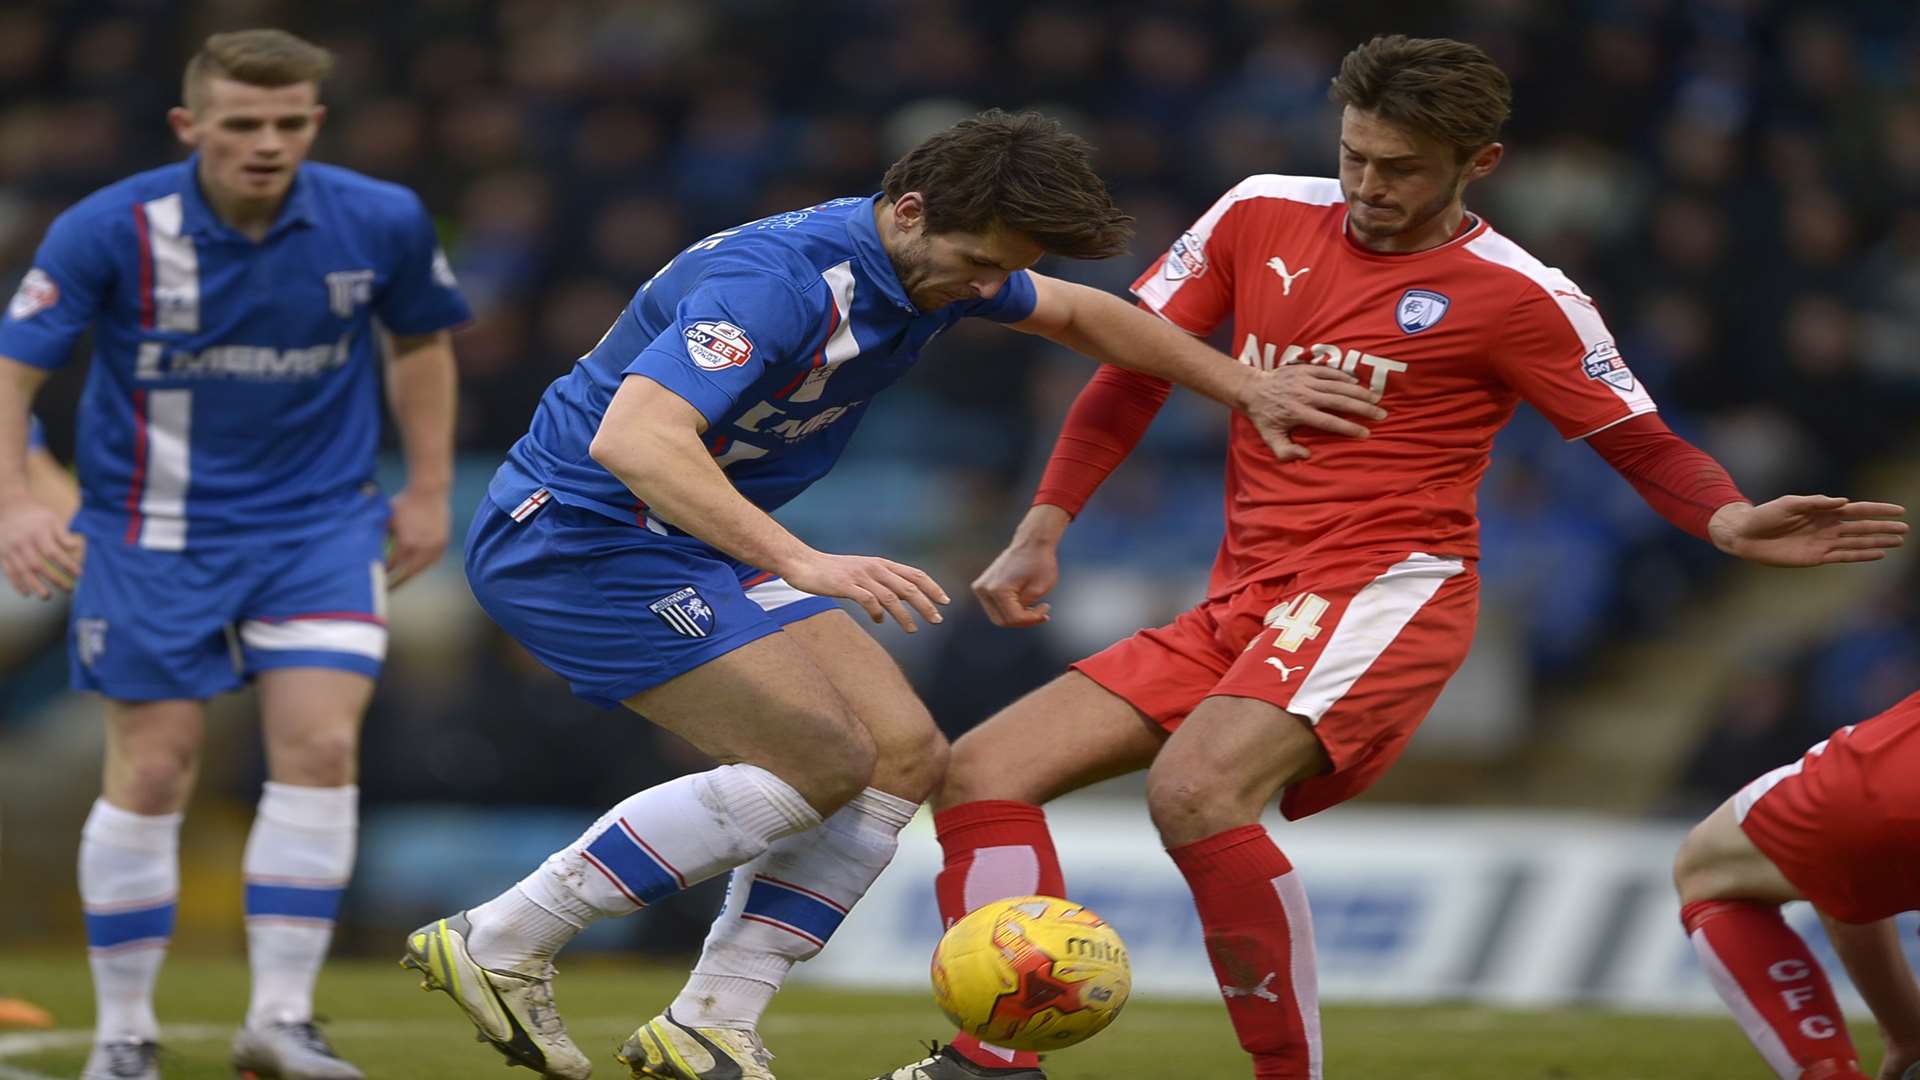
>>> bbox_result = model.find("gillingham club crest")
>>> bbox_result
[649,586,716,638]
[1394,289,1450,334]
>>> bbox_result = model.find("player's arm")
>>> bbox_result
[1587,414,1906,565]
[973,361,1171,627]
[1010,272,1384,462]
[1816,912,1920,1079]
[0,357,82,598]
[1494,281,1905,565]
[26,427,79,524]
[383,329,457,588]
[589,376,948,633]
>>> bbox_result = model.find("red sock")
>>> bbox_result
[1170,825,1319,1080]
[933,801,1065,1072]
[1682,900,1863,1078]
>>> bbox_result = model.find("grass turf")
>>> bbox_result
[0,952,1880,1079]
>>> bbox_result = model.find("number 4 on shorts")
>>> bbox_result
[1261,593,1328,652]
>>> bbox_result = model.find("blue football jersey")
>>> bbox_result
[491,195,1036,526]
[0,155,471,549]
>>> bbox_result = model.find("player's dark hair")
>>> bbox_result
[1329,35,1512,161]
[882,109,1134,260]
[184,29,333,110]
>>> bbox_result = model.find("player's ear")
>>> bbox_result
[311,104,328,134]
[892,192,926,235]
[167,106,199,148]
[1467,142,1504,182]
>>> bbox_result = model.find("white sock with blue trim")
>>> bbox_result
[242,782,357,1026]
[672,787,917,1030]
[79,799,182,1044]
[466,764,820,973]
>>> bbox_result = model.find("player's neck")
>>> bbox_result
[1348,202,1473,255]
[196,161,284,242]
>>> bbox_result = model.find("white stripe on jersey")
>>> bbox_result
[1135,175,1343,314]
[143,194,200,334]
[1287,552,1465,723]
[787,260,859,403]
[743,576,817,612]
[137,388,192,551]
[1731,727,1846,823]
[239,618,388,661]
[1462,229,1657,433]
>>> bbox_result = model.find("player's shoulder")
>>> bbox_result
[51,161,193,235]
[298,162,429,224]
[691,201,871,301]
[1458,223,1585,299]
[1220,174,1344,209]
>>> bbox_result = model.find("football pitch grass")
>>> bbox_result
[0,952,1878,1079]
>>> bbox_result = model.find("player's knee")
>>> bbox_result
[1145,760,1240,846]
[867,716,948,805]
[109,748,197,814]
[777,706,876,814]
[935,729,1012,807]
[1671,821,1718,904]
[270,723,361,787]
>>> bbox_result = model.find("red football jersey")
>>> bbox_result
[1132,174,1656,596]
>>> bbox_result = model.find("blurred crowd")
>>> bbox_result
[2,0,1918,807]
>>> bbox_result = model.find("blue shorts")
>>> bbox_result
[70,496,390,701]
[465,495,839,708]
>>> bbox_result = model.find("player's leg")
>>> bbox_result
[667,608,939,1037]
[873,634,1199,1080]
[228,509,389,1078]
[70,539,239,1080]
[1147,697,1328,1080]
[225,668,374,1080]
[81,698,203,1080]
[1673,796,1865,1078]
[1148,552,1476,1080]
[428,631,862,1080]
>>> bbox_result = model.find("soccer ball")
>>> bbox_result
[929,895,1131,1052]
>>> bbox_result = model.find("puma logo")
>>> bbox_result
[1220,972,1281,1002]
[1267,257,1311,296]
[1264,657,1302,681]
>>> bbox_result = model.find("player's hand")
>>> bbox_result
[972,538,1061,628]
[1238,365,1386,462]
[0,501,83,599]
[781,551,949,633]
[386,486,451,589]
[1708,496,1907,567]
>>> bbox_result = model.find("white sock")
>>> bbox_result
[466,764,820,972]
[79,799,181,1044]
[673,787,917,1030]
[242,783,357,1027]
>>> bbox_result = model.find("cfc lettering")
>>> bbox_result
[1238,334,1407,394]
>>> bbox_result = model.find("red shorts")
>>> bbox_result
[1735,689,1920,923]
[1072,550,1478,819]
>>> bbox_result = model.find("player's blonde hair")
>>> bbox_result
[1329,35,1512,160]
[183,29,333,111]
[882,109,1134,260]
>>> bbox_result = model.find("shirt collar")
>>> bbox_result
[846,194,918,314]
[178,153,318,240]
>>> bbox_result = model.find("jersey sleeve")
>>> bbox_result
[1129,189,1241,336]
[622,270,821,425]
[948,269,1038,324]
[1486,278,1656,440]
[0,208,114,369]
[374,192,473,335]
